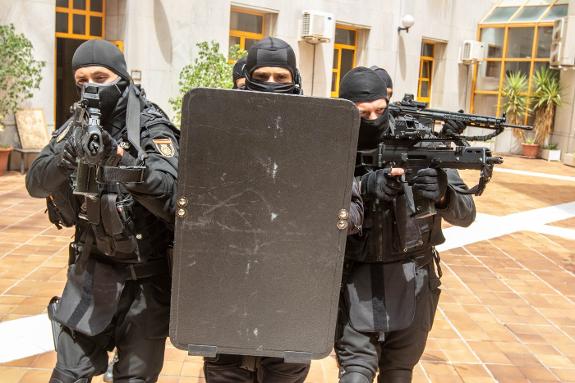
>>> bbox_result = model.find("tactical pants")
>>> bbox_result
[335,263,441,383]
[204,354,310,383]
[49,274,171,383]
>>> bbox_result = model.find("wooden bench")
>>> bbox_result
[14,109,50,174]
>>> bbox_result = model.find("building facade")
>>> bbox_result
[2,0,574,164]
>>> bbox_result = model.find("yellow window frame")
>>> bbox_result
[55,0,106,40]
[417,43,435,103]
[471,0,562,121]
[229,8,265,61]
[331,25,358,98]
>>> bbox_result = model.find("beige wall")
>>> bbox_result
[9,0,575,156]
[113,0,498,118]
[551,0,575,157]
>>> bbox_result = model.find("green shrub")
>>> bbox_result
[169,41,246,127]
[0,24,45,129]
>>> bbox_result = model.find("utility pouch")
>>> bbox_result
[46,188,78,229]
[47,296,63,351]
[394,195,424,253]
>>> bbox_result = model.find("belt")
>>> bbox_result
[121,258,170,280]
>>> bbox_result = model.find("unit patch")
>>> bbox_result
[153,138,175,157]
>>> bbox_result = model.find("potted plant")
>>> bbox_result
[532,66,562,152]
[521,136,539,159]
[0,144,12,176]
[540,143,561,161]
[502,71,530,153]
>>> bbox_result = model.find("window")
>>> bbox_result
[331,25,357,97]
[483,0,568,23]
[55,0,105,39]
[417,42,434,103]
[471,0,562,121]
[229,9,265,59]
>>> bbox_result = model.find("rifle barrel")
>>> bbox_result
[502,123,533,130]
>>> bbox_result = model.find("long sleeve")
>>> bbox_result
[437,169,476,227]
[26,137,70,198]
[348,178,364,235]
[118,123,179,225]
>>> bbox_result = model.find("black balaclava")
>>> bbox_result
[369,66,393,130]
[370,65,393,91]
[72,40,131,123]
[244,37,302,94]
[339,67,388,149]
[232,57,247,89]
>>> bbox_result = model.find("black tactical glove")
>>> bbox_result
[77,129,119,166]
[441,117,467,137]
[412,168,448,203]
[55,134,79,175]
[98,129,120,166]
[360,168,403,202]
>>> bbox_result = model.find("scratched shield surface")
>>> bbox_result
[170,88,359,361]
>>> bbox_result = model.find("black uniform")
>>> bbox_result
[204,36,361,383]
[26,40,178,383]
[335,67,476,383]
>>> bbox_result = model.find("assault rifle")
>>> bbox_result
[357,94,533,219]
[71,84,104,198]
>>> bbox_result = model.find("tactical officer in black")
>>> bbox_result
[204,36,363,383]
[203,36,308,383]
[26,40,178,383]
[335,67,476,383]
[232,56,247,89]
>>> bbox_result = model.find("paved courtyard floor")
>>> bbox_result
[0,155,574,382]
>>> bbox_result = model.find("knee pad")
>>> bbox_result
[49,369,91,383]
[339,367,374,383]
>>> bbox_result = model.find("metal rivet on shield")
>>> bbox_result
[337,219,348,231]
[136,234,143,240]
[177,208,187,218]
[177,197,188,207]
[337,209,349,221]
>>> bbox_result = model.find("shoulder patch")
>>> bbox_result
[153,138,175,157]
[56,125,71,142]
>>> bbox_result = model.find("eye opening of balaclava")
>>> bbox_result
[244,37,302,94]
[72,39,132,122]
[339,66,389,149]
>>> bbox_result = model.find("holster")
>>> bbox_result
[47,296,63,351]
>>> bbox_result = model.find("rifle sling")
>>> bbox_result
[97,166,145,184]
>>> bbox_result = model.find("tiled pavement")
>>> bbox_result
[0,156,574,382]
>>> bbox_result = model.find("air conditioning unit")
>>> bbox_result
[459,40,485,64]
[550,16,575,68]
[301,10,334,43]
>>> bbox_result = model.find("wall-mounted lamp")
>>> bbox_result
[397,14,415,34]
[131,69,142,85]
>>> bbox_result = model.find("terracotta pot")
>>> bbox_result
[521,143,539,159]
[0,147,12,176]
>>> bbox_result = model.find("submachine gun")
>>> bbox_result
[357,94,533,219]
[70,84,105,199]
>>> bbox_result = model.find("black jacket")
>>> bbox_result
[26,92,179,262]
[25,88,178,336]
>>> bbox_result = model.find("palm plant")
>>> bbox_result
[532,66,562,145]
[502,71,529,142]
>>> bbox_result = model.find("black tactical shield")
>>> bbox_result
[170,88,359,362]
